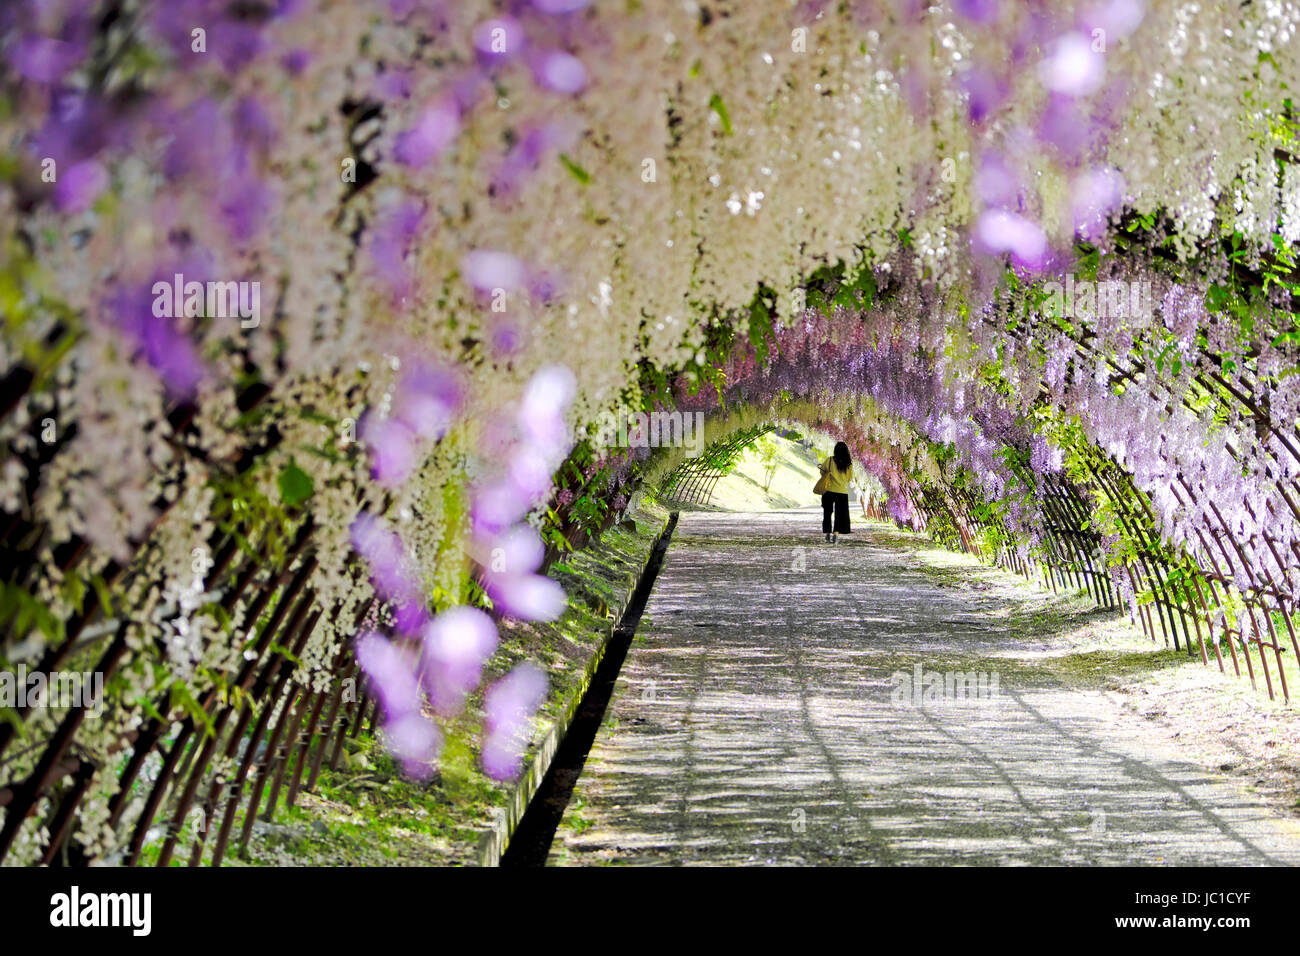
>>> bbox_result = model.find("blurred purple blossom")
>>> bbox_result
[374,66,413,101]
[471,366,576,539]
[218,173,276,243]
[960,67,1007,125]
[489,317,527,356]
[1037,94,1090,158]
[351,512,429,635]
[361,414,419,487]
[519,364,576,449]
[477,524,566,622]
[383,713,443,779]
[1071,167,1125,238]
[366,200,425,302]
[535,52,588,94]
[280,48,311,75]
[462,249,527,293]
[208,20,268,73]
[393,100,460,168]
[491,572,566,621]
[471,479,534,536]
[359,360,460,487]
[161,97,223,182]
[533,0,590,13]
[973,153,1018,208]
[975,210,1047,269]
[10,35,85,84]
[354,631,442,779]
[53,159,107,213]
[494,124,580,196]
[953,0,999,24]
[355,630,423,723]
[1037,32,1104,97]
[233,96,277,157]
[1082,0,1144,39]
[481,662,548,781]
[34,91,118,167]
[394,361,461,441]
[421,606,499,715]
[473,17,525,62]
[104,279,206,396]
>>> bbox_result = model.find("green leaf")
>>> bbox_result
[90,574,115,617]
[278,462,314,509]
[170,684,215,737]
[558,153,591,184]
[1205,283,1229,312]
[708,93,732,135]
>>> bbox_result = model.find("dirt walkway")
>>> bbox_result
[546,510,1300,866]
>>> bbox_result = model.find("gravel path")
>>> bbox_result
[546,509,1300,866]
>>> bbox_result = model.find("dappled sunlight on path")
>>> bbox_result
[547,510,1300,866]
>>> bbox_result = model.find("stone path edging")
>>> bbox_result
[476,513,677,866]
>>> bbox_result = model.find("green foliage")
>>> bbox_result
[278,461,314,509]
[0,580,64,654]
[752,434,781,491]
[747,287,777,366]
[708,93,732,135]
[558,153,591,184]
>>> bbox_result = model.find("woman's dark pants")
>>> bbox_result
[822,492,850,534]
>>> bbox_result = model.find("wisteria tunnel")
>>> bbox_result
[3,0,1300,886]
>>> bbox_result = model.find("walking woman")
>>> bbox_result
[819,441,852,543]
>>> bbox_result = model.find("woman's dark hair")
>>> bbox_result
[833,441,851,472]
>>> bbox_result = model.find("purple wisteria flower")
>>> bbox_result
[489,317,528,356]
[1081,0,1145,39]
[53,159,108,213]
[1036,32,1104,97]
[360,414,419,487]
[519,364,576,449]
[361,361,461,488]
[104,279,206,397]
[366,199,425,302]
[354,630,422,724]
[532,0,589,13]
[1036,94,1090,158]
[960,67,1007,125]
[351,513,429,635]
[394,361,461,441]
[393,99,460,168]
[33,91,119,168]
[973,152,1018,207]
[1029,436,1065,476]
[1071,167,1125,238]
[461,249,527,294]
[472,364,577,538]
[473,17,525,63]
[975,209,1047,269]
[953,0,999,23]
[354,631,442,779]
[420,606,499,716]
[280,48,311,76]
[478,525,567,622]
[535,52,588,94]
[481,662,548,781]
[10,35,86,85]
